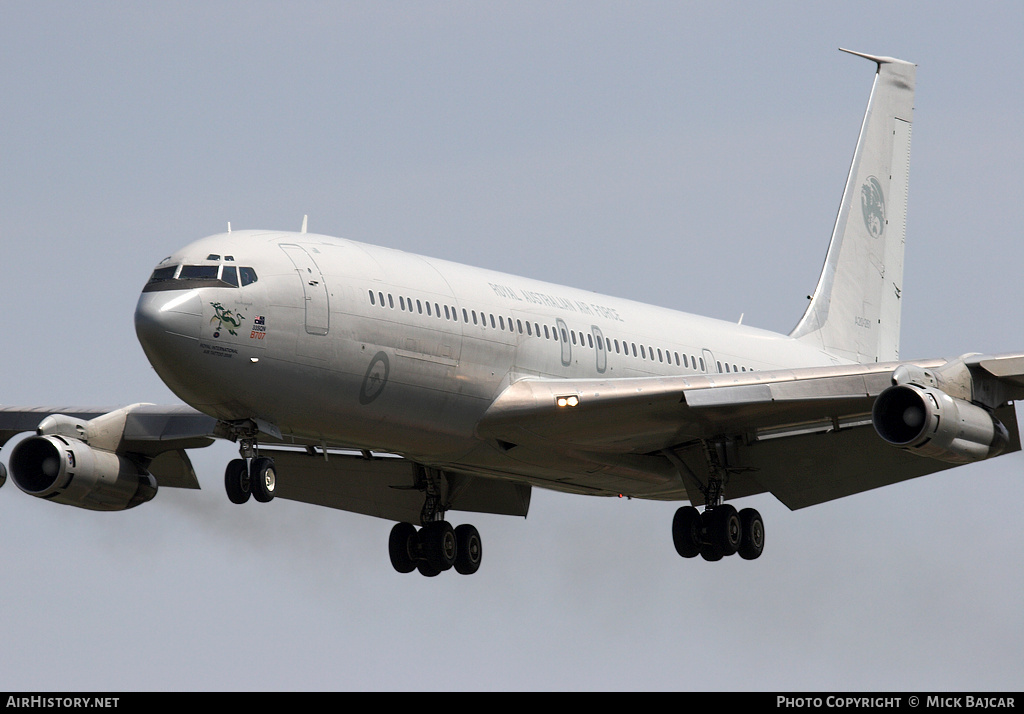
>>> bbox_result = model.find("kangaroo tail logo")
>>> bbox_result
[860,176,886,239]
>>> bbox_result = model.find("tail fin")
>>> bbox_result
[790,50,916,363]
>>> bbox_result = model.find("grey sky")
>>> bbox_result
[1,2,1021,691]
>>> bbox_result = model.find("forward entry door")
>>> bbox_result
[280,244,329,336]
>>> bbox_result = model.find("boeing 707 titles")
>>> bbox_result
[2,50,1022,576]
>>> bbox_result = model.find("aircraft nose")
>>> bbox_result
[134,290,202,384]
[135,290,202,343]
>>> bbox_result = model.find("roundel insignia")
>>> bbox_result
[860,176,886,238]
[359,351,390,405]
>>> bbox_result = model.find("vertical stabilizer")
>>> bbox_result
[790,50,915,363]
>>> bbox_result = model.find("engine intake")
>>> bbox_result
[872,384,1008,464]
[9,435,157,511]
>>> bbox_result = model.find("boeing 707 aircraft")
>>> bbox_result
[2,50,1022,576]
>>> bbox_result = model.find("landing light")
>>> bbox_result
[556,395,579,408]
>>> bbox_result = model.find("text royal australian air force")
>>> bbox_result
[487,282,625,322]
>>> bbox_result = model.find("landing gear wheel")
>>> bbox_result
[454,524,482,575]
[420,521,457,572]
[416,560,441,577]
[388,522,418,574]
[250,456,276,503]
[672,506,702,558]
[738,508,765,560]
[700,509,725,561]
[700,542,724,561]
[224,459,250,504]
[709,504,742,556]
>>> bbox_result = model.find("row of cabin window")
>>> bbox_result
[367,289,753,374]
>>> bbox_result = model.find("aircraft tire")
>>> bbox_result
[700,542,724,562]
[420,521,457,572]
[0,461,7,489]
[672,506,702,558]
[453,524,482,575]
[710,504,742,556]
[250,456,276,503]
[224,459,250,504]
[416,560,441,577]
[388,522,418,574]
[738,508,765,560]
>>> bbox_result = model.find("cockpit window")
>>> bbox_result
[148,266,178,283]
[179,265,220,281]
[143,263,258,292]
[221,265,239,287]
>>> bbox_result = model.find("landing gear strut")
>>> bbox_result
[669,437,764,562]
[388,466,483,576]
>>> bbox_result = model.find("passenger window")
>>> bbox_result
[587,334,593,348]
[388,294,394,309]
[368,290,375,306]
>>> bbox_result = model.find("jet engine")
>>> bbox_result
[872,383,1009,464]
[9,434,157,511]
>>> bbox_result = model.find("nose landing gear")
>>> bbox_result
[223,431,277,506]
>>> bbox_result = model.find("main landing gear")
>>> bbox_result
[672,504,764,561]
[388,521,482,577]
[388,466,483,577]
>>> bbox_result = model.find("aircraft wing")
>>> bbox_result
[0,403,531,520]
[478,355,1024,509]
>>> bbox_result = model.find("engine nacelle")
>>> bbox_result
[9,435,157,511]
[872,384,1009,464]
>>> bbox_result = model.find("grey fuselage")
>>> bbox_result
[134,230,839,499]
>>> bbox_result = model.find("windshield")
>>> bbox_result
[143,263,258,292]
